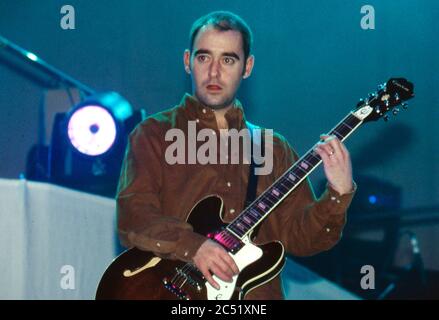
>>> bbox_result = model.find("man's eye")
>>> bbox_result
[223,57,235,65]
[197,55,208,62]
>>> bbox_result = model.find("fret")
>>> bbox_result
[308,152,320,162]
[300,161,310,170]
[261,194,275,206]
[347,115,361,127]
[277,181,289,193]
[230,224,243,233]
[295,165,308,174]
[242,208,263,225]
[242,215,255,227]
[305,153,319,162]
[265,193,278,204]
[235,221,248,231]
[257,201,267,211]
[281,178,294,193]
[254,205,267,216]
[303,158,314,166]
[283,175,298,189]
[281,177,294,188]
[305,154,320,166]
[236,218,251,230]
[238,221,251,232]
[242,214,256,225]
[271,187,281,197]
[230,225,244,236]
[291,167,305,178]
[341,121,353,130]
[248,208,262,219]
[335,125,350,137]
[287,172,298,182]
[332,130,343,140]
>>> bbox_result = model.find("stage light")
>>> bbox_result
[67,105,117,156]
[25,52,38,62]
[368,195,377,205]
[65,91,134,156]
[49,92,145,197]
[348,175,401,214]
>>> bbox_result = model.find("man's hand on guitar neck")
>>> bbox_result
[193,239,240,290]
[315,134,354,195]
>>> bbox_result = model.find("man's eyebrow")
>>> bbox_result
[193,49,240,60]
[193,49,211,56]
[222,52,240,60]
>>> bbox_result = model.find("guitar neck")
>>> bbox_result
[226,112,363,239]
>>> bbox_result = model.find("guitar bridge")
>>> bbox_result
[162,277,191,300]
[162,265,205,300]
[176,267,203,292]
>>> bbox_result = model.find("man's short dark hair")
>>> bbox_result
[189,11,253,62]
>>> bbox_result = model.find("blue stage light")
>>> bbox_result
[368,195,377,205]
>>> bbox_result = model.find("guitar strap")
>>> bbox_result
[244,121,265,209]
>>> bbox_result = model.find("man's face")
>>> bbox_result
[184,26,254,110]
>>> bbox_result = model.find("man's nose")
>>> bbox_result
[208,59,221,78]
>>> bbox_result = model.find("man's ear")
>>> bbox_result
[242,55,255,79]
[184,49,191,74]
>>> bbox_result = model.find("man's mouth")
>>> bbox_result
[206,84,222,91]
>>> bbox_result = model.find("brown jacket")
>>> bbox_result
[117,94,355,299]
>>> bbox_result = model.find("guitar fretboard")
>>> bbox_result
[226,112,363,239]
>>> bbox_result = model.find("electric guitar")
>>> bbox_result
[95,78,414,300]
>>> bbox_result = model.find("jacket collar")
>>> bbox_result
[180,93,246,130]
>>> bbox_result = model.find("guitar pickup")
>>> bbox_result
[208,229,244,254]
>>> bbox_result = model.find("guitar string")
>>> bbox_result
[228,114,361,237]
[171,263,197,289]
[170,108,375,288]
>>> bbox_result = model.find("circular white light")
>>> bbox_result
[67,105,117,156]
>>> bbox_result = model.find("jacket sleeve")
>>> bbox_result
[116,120,207,262]
[256,136,356,257]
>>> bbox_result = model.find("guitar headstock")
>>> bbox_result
[353,78,414,123]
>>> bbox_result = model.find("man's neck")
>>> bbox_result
[213,104,234,130]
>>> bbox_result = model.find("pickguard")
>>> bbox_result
[206,236,262,300]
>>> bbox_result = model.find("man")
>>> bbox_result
[117,11,355,299]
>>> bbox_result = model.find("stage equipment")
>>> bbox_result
[0,35,145,197]
[49,92,145,197]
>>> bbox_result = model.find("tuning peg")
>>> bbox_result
[402,103,408,109]
[392,108,400,115]
[377,84,385,91]
[357,98,364,107]
[383,115,389,122]
[368,92,376,98]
